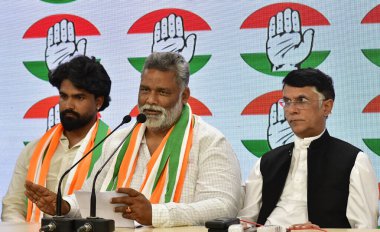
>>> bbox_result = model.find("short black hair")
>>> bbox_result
[48,55,111,111]
[282,68,335,100]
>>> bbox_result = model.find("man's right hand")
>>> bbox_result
[288,221,321,230]
[24,180,70,216]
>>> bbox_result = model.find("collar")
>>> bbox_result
[294,129,326,150]
[60,133,84,150]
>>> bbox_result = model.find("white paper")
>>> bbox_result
[74,190,135,228]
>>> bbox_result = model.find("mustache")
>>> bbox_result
[60,109,80,118]
[139,104,165,112]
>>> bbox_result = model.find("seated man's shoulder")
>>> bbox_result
[193,115,226,140]
[21,139,42,158]
[329,136,361,152]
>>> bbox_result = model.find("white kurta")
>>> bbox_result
[2,135,83,222]
[65,115,242,227]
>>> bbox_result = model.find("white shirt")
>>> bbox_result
[238,131,379,228]
[2,135,82,222]
[65,116,242,227]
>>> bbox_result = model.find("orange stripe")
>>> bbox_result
[150,163,168,203]
[29,125,63,222]
[117,124,142,188]
[26,125,58,222]
[173,119,194,202]
[26,199,33,222]
[67,120,99,194]
[139,127,173,191]
[37,127,63,186]
[26,125,58,182]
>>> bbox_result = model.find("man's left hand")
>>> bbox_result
[111,188,152,226]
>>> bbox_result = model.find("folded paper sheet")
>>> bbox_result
[75,190,135,228]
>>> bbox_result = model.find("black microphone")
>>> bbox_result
[40,115,132,232]
[74,114,146,232]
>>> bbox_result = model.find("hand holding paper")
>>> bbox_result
[75,190,135,228]
[111,188,153,226]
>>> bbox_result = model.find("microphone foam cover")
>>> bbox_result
[122,115,132,124]
[137,113,147,123]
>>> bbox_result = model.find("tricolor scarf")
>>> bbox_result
[102,104,194,203]
[26,119,109,222]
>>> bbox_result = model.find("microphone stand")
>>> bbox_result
[74,114,146,232]
[40,115,131,232]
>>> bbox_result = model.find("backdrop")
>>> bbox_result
[0,0,379,216]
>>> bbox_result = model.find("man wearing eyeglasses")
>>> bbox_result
[238,68,378,229]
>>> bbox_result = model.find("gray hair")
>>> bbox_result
[142,52,190,89]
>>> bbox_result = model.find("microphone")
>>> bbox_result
[40,115,132,232]
[74,113,146,232]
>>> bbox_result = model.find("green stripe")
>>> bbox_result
[41,0,76,3]
[106,133,133,191]
[362,138,380,156]
[152,105,190,202]
[241,139,271,158]
[105,105,191,200]
[23,61,49,81]
[23,59,101,81]
[87,120,109,178]
[240,51,330,77]
[128,55,211,75]
[361,49,380,67]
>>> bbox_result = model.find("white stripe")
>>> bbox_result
[100,147,119,191]
[142,104,192,202]
[63,122,97,194]
[121,124,146,188]
[141,145,166,200]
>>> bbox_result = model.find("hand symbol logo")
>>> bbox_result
[47,104,60,131]
[152,14,196,62]
[266,8,314,72]
[267,101,294,149]
[45,19,87,71]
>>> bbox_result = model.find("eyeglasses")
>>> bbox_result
[279,97,325,109]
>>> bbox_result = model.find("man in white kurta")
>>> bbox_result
[3,55,112,222]
[66,114,242,227]
[25,52,242,227]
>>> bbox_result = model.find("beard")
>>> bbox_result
[138,99,183,130]
[60,109,94,131]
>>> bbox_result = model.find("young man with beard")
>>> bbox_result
[238,68,378,229]
[25,52,242,227]
[2,56,112,222]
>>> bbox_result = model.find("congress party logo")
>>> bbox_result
[23,14,100,81]
[362,95,380,156]
[23,96,60,131]
[361,5,380,67]
[41,0,76,3]
[127,8,212,75]
[129,96,212,116]
[240,3,330,77]
[241,90,294,157]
